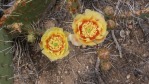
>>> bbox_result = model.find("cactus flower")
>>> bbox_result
[72,9,108,46]
[40,27,69,61]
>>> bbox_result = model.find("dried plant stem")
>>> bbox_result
[117,7,149,18]
[95,57,105,84]
[111,30,122,58]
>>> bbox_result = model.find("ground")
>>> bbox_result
[11,0,149,84]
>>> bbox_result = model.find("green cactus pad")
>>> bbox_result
[0,28,13,84]
[5,0,56,26]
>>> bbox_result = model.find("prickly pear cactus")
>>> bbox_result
[0,1,56,83]
[5,0,56,27]
[0,28,13,84]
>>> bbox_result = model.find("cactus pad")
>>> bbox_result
[0,28,13,84]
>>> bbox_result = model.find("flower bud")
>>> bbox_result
[97,48,110,60]
[7,23,23,33]
[107,20,116,29]
[27,33,36,43]
[104,6,114,16]
[101,61,111,71]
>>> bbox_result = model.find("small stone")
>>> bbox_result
[126,74,130,79]
[89,59,93,64]
[64,71,68,74]
[86,66,89,69]
[125,30,130,36]
[128,25,133,29]
[142,54,147,57]
[58,71,61,74]
[120,30,125,38]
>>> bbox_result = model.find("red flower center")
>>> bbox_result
[45,34,65,52]
[78,20,100,41]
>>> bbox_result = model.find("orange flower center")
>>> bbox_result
[46,34,64,52]
[78,20,100,40]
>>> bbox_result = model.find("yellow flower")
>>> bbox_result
[40,27,69,61]
[72,9,108,46]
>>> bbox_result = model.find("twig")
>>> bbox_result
[38,61,50,74]
[83,51,96,54]
[1,5,13,7]
[92,3,104,15]
[80,1,84,13]
[95,57,105,84]
[75,56,82,66]
[60,0,66,10]
[111,30,122,58]
[134,33,140,44]
[25,42,39,78]
[114,0,121,16]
